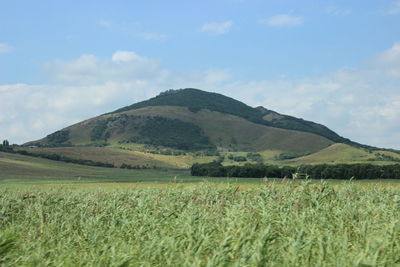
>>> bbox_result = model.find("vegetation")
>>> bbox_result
[111,88,353,144]
[0,151,193,182]
[191,161,400,179]
[1,146,115,168]
[120,163,155,169]
[0,141,13,152]
[14,149,115,168]
[90,119,111,141]
[1,183,400,266]
[275,151,311,160]
[246,152,263,162]
[125,116,214,150]
[46,130,70,144]
[227,154,247,162]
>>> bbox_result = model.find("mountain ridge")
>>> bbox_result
[26,88,384,155]
[111,88,353,145]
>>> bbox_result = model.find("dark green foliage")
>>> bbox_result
[227,154,247,162]
[46,130,70,144]
[233,156,247,162]
[193,150,220,157]
[191,162,400,179]
[0,233,16,264]
[113,88,262,122]
[0,142,13,152]
[111,88,353,144]
[126,116,214,150]
[90,120,110,141]
[246,152,262,162]
[12,149,114,168]
[191,162,286,178]
[120,163,154,169]
[275,152,311,160]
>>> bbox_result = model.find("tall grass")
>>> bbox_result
[1,182,399,266]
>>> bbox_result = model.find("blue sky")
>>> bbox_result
[1,0,400,148]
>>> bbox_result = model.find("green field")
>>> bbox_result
[1,182,400,266]
[2,151,400,266]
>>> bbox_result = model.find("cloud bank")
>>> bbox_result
[0,43,13,54]
[1,44,400,149]
[261,14,303,27]
[199,21,233,34]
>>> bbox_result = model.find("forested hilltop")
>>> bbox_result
[22,88,400,168]
[112,88,353,144]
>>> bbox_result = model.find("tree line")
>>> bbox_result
[190,161,400,179]
[1,144,156,170]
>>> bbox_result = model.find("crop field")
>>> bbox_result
[2,151,400,266]
[1,182,400,266]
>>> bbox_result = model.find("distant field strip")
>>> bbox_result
[1,183,400,266]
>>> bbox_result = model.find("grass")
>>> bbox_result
[288,143,393,165]
[33,106,333,153]
[4,151,400,186]
[121,106,334,152]
[1,182,400,266]
[19,146,174,168]
[18,142,400,171]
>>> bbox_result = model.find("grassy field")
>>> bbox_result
[2,150,400,265]
[38,106,332,153]
[1,182,400,266]
[17,142,400,171]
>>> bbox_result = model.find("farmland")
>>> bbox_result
[1,182,400,266]
[2,151,400,266]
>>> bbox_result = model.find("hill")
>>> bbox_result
[24,88,398,168]
[112,88,351,144]
[27,88,346,152]
[29,106,334,153]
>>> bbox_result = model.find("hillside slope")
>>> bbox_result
[31,106,334,153]
[288,143,400,165]
[112,88,351,144]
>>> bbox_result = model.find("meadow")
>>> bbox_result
[1,182,400,266]
[2,151,400,266]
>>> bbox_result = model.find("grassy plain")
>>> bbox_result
[2,151,400,265]
[17,142,400,171]
[1,182,400,266]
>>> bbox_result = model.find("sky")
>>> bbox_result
[1,0,400,148]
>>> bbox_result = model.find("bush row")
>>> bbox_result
[190,161,400,179]
[2,147,115,168]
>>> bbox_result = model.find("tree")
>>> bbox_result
[2,140,9,147]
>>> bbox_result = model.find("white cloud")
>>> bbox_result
[44,51,164,84]
[0,43,13,54]
[112,51,142,62]
[2,45,400,149]
[140,33,167,41]
[374,42,400,65]
[261,14,303,27]
[370,42,400,80]
[217,43,400,149]
[387,1,400,15]
[199,21,233,34]
[98,20,112,28]
[325,6,352,16]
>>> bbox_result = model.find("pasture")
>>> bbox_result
[2,151,400,266]
[1,182,400,266]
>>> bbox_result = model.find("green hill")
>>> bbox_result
[112,88,351,144]
[284,143,400,165]
[30,106,333,153]
[25,88,397,168]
